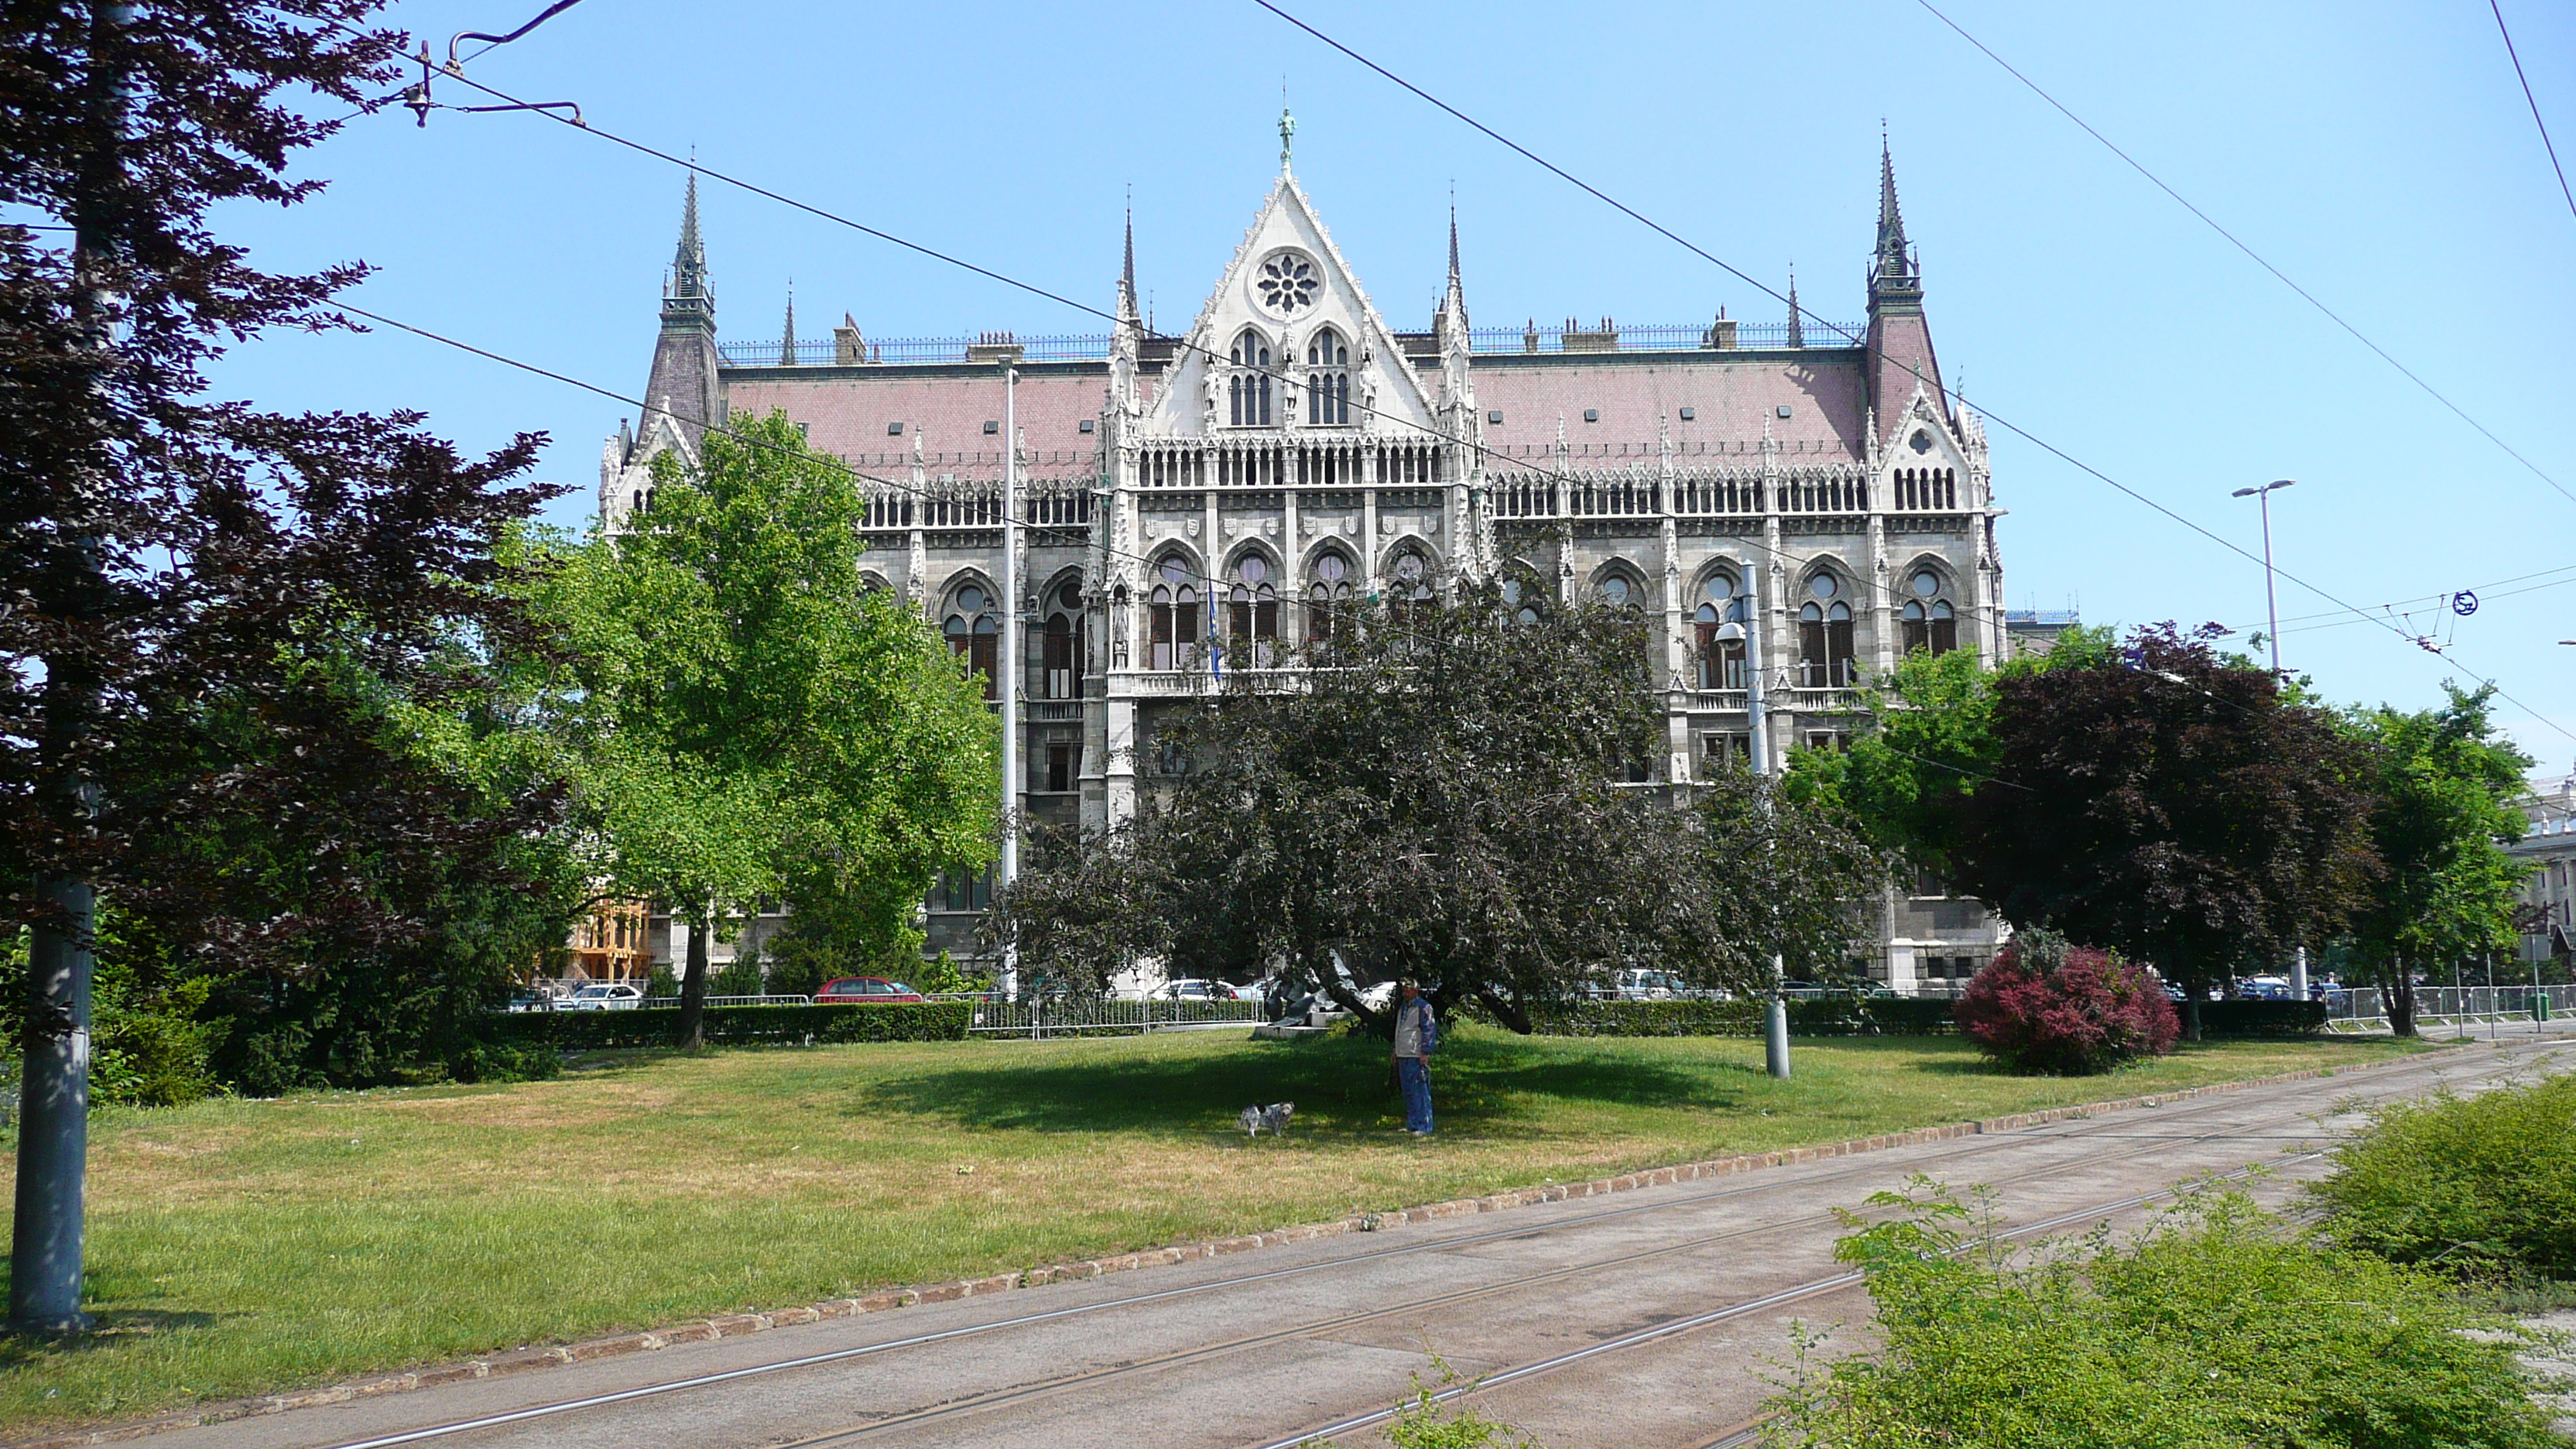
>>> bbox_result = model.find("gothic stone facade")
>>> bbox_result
[602,151,2059,994]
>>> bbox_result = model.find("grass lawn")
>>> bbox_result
[0,1027,2429,1431]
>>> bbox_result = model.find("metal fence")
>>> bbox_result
[961,997,1266,1038]
[2324,984,2574,1034]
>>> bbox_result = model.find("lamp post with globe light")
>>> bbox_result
[1714,564,1791,1080]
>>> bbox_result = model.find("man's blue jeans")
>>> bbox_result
[1396,1055,1434,1134]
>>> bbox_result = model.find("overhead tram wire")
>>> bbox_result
[1246,0,2576,748]
[2489,0,2576,229]
[2232,562,2576,639]
[1904,0,2576,514]
[424,67,2572,744]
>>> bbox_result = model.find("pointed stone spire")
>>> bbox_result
[661,171,714,324]
[1115,201,1140,324]
[1436,200,1470,351]
[670,171,708,305]
[1111,202,1142,413]
[639,171,720,456]
[1786,264,1804,348]
[1869,132,1922,309]
[779,282,796,365]
[1876,135,1907,266]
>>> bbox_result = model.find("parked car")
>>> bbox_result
[1615,969,1685,1001]
[1150,978,1245,1001]
[560,983,645,1011]
[815,976,927,1004]
[2238,975,2297,1001]
[505,989,554,1013]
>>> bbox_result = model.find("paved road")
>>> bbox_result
[101,1029,2574,1449]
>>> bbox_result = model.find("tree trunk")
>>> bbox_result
[1476,986,1533,1035]
[2183,993,2202,1043]
[677,901,713,1050]
[2389,969,2417,1039]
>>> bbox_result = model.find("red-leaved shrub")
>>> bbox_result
[1954,934,2180,1075]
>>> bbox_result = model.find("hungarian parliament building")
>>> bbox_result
[597,137,2073,995]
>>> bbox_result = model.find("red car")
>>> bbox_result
[814,976,927,1004]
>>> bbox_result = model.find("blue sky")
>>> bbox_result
[209,0,2576,766]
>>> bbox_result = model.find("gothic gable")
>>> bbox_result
[1146,175,1437,438]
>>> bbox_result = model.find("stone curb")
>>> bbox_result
[5,1046,2461,1449]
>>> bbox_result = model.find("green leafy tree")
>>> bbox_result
[1787,626,2113,875]
[1939,625,2378,1037]
[528,412,997,1047]
[2341,687,2531,1036]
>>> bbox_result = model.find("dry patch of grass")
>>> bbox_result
[0,1028,2427,1432]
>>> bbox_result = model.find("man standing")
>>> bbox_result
[1392,982,1438,1136]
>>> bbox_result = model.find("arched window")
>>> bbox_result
[1305,327,1350,426]
[1798,574,1855,687]
[943,584,999,699]
[1306,550,1355,648]
[1225,555,1279,666]
[1598,573,1643,608]
[1147,558,1200,670]
[1694,572,1745,690]
[1899,568,1958,657]
[1041,582,1083,699]
[1386,550,1434,632]
[1228,329,1273,426]
[1501,575,1547,625]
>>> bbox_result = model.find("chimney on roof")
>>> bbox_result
[834,312,865,365]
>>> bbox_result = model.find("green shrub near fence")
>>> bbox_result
[1510,997,1954,1038]
[1509,995,2321,1040]
[486,1002,970,1052]
[2194,999,2327,1037]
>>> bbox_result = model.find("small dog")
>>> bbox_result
[1238,1101,1297,1137]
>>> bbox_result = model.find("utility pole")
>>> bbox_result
[12,0,130,1336]
[1727,561,1790,1081]
[998,365,1020,999]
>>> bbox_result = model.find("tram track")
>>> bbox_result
[1243,1157,2312,1449]
[293,1041,2540,1449]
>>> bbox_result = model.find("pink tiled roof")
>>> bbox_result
[1469,357,1868,464]
[724,369,1115,482]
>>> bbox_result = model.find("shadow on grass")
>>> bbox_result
[0,1270,218,1365]
[855,1030,1754,1135]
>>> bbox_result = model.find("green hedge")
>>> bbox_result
[2188,999,2327,1038]
[1516,996,1958,1038]
[485,1002,971,1052]
[1514,996,2323,1040]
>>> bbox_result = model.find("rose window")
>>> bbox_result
[1254,251,1321,315]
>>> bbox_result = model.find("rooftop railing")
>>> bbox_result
[716,320,1865,368]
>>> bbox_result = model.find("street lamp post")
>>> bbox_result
[2232,478,2301,1000]
[2230,479,2295,678]
[1718,561,1790,1081]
